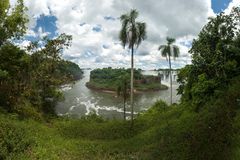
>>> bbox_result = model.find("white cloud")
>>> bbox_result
[224,0,240,14]
[14,40,31,50]
[15,0,220,69]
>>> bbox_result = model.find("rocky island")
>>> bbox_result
[86,68,168,94]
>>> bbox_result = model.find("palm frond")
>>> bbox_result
[161,46,170,61]
[158,45,169,60]
[136,22,146,48]
[119,14,130,48]
[119,28,128,48]
[172,45,180,60]
[120,14,129,22]
[158,45,166,51]
[130,9,139,21]
[159,37,180,61]
[166,37,175,45]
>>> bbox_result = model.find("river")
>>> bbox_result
[56,70,181,119]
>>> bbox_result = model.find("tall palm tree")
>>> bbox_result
[158,37,179,105]
[119,9,146,126]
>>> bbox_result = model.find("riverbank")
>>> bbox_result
[86,81,168,94]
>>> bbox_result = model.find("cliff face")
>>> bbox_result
[135,76,161,84]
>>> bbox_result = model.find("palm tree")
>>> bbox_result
[117,75,130,120]
[119,9,146,126]
[158,37,180,105]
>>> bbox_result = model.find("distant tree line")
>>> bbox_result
[87,67,165,91]
[90,67,142,82]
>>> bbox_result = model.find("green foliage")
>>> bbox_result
[0,3,81,117]
[0,23,82,118]
[175,8,240,160]
[190,73,217,109]
[58,116,136,140]
[87,68,166,92]
[178,8,240,108]
[56,60,83,81]
[0,69,8,79]
[90,67,142,81]
[233,111,240,159]
[0,43,29,110]
[0,0,28,46]
[0,101,176,159]
[87,68,142,91]
[179,75,240,160]
[0,37,82,116]
[13,97,43,121]
[0,116,33,159]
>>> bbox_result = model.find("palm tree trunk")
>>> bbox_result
[130,46,134,127]
[168,55,172,105]
[123,97,126,120]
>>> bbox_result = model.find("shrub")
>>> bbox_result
[13,98,43,121]
[0,118,33,159]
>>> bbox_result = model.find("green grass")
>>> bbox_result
[1,99,239,160]
[0,101,173,159]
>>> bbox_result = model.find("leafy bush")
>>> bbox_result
[13,98,43,121]
[0,118,33,159]
[57,114,137,140]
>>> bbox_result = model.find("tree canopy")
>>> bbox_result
[177,9,240,110]
[0,0,28,46]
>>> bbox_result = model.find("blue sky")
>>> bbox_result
[34,15,58,38]
[17,0,239,69]
[211,0,232,13]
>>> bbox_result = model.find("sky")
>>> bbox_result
[12,0,240,69]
